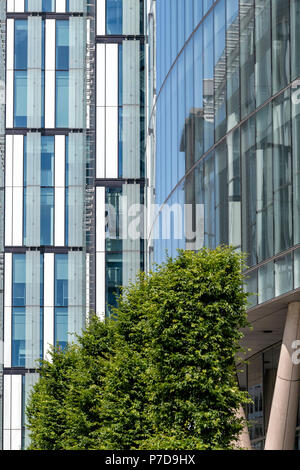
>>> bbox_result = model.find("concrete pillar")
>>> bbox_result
[234,406,252,450]
[265,302,300,450]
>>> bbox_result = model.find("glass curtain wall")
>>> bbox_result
[151,0,300,310]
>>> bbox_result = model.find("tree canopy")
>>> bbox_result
[26,247,250,450]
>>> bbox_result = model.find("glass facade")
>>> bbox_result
[149,0,300,301]
[148,0,300,450]
[3,0,88,450]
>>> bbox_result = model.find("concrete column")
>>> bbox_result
[265,302,300,450]
[234,406,252,450]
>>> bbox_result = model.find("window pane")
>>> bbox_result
[258,262,274,304]
[272,0,290,94]
[55,308,68,350]
[40,188,54,246]
[256,104,273,262]
[41,136,54,187]
[12,308,26,367]
[273,91,292,254]
[15,20,28,70]
[13,254,26,307]
[275,254,293,296]
[291,0,300,80]
[240,0,255,118]
[255,0,271,107]
[56,71,69,127]
[55,254,68,307]
[42,0,55,11]
[106,0,122,35]
[14,71,27,127]
[56,21,69,70]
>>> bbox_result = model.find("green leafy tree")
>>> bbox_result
[26,247,250,450]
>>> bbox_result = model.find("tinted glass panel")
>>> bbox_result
[15,20,28,70]
[56,21,69,70]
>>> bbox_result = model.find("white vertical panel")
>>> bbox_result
[6,19,14,71]
[96,44,105,107]
[105,107,118,178]
[97,0,106,35]
[14,0,25,12]
[45,20,55,129]
[96,187,105,321]
[56,0,66,12]
[96,186,105,253]
[55,135,65,246]
[4,253,12,368]
[96,107,105,178]
[7,0,15,12]
[44,253,54,360]
[12,135,23,247]
[5,136,13,246]
[6,70,14,129]
[3,431,11,451]
[96,252,105,321]
[3,375,11,450]
[86,253,90,319]
[11,375,22,450]
[106,44,118,107]
[6,19,14,128]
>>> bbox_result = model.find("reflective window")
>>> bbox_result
[55,307,68,350]
[272,0,290,94]
[41,188,54,246]
[25,0,55,11]
[55,254,68,307]
[56,21,69,70]
[12,254,26,307]
[55,254,68,349]
[12,307,26,367]
[106,0,122,35]
[56,71,69,127]
[15,20,28,70]
[14,71,27,127]
[41,136,55,187]
[255,0,271,107]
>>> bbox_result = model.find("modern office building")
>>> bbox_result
[0,0,145,450]
[146,0,300,450]
[2,0,300,452]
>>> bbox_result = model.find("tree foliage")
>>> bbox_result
[26,247,250,450]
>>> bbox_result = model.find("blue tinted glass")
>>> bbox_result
[106,0,122,34]
[203,0,213,14]
[41,136,54,187]
[56,71,69,127]
[12,307,26,367]
[55,307,68,350]
[56,21,69,70]
[41,187,54,246]
[13,254,26,307]
[55,254,68,307]
[14,71,27,127]
[42,0,55,11]
[15,20,28,70]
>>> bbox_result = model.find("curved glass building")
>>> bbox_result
[147,0,300,449]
